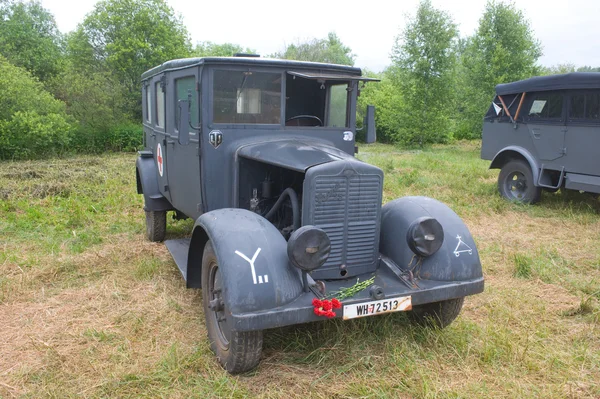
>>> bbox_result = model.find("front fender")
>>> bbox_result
[380,196,483,282]
[490,146,540,184]
[190,208,304,315]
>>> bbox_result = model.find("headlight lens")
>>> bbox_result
[287,226,331,271]
[406,216,444,257]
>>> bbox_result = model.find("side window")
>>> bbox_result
[155,81,165,128]
[175,76,199,128]
[327,84,348,127]
[145,85,151,123]
[528,93,563,120]
[570,91,600,121]
[213,70,281,124]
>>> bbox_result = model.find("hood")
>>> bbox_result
[237,139,354,172]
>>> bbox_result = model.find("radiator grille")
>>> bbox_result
[310,173,381,277]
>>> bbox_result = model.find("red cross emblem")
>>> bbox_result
[156,143,164,176]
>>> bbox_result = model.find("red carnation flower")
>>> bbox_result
[322,299,332,311]
[325,310,336,318]
[312,298,323,308]
[331,298,342,309]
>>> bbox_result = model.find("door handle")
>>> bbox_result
[166,139,175,146]
[532,130,541,138]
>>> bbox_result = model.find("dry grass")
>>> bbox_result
[1,143,599,398]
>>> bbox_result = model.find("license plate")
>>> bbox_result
[343,296,412,320]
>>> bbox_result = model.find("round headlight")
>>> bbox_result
[406,216,444,257]
[287,226,331,271]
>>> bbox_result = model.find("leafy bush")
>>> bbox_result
[0,57,74,159]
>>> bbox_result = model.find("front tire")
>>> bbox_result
[498,160,541,204]
[201,241,263,374]
[145,210,166,242]
[407,297,464,328]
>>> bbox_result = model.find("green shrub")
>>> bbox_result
[0,56,75,159]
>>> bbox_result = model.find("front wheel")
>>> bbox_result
[201,241,263,374]
[498,160,541,204]
[407,297,464,328]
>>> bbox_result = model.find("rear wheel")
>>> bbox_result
[498,160,541,204]
[407,297,464,328]
[201,241,263,374]
[145,210,166,242]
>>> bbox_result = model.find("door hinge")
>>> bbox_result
[197,203,203,212]
[164,185,169,192]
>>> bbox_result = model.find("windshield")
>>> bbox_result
[213,70,281,124]
[285,74,349,128]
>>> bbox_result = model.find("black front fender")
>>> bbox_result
[380,196,483,283]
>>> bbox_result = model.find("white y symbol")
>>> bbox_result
[234,248,268,284]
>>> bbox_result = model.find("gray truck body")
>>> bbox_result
[136,56,484,333]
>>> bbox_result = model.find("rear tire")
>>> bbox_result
[498,160,541,204]
[145,210,166,242]
[201,241,263,374]
[407,297,464,328]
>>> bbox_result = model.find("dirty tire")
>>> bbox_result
[202,241,263,374]
[407,297,464,329]
[145,210,166,242]
[498,160,541,204]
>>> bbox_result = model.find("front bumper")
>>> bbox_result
[231,260,484,332]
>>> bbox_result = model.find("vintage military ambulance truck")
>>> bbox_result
[136,56,484,373]
[482,72,600,203]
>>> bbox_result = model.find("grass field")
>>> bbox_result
[1,141,599,398]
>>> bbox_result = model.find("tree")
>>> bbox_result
[391,0,458,146]
[67,0,192,120]
[457,1,542,139]
[193,41,255,57]
[271,32,355,66]
[0,0,63,82]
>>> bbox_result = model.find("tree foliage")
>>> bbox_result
[357,69,403,143]
[0,56,74,159]
[456,0,542,138]
[391,0,458,145]
[0,0,63,82]
[272,32,355,66]
[193,41,255,57]
[67,0,192,119]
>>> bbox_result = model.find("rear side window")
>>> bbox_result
[528,93,563,120]
[570,92,600,120]
[155,81,165,128]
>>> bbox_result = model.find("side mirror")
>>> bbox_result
[364,105,376,144]
[178,99,190,146]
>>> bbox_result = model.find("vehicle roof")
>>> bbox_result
[495,72,600,95]
[141,57,363,80]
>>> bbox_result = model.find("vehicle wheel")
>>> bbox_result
[498,160,541,204]
[201,241,263,374]
[407,297,464,329]
[145,210,166,242]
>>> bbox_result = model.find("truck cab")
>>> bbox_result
[136,56,484,374]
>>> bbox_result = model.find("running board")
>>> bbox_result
[165,238,190,280]
[537,164,564,189]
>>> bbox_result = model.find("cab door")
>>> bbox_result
[165,67,203,219]
[152,74,172,203]
[525,91,566,162]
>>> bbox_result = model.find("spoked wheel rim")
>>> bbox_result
[208,260,231,349]
[505,171,528,200]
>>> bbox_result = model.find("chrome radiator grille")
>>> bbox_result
[305,162,383,280]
